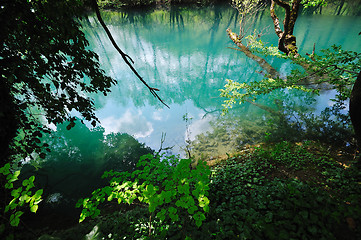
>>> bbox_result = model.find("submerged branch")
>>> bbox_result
[227,28,280,79]
[90,0,169,108]
[245,99,279,115]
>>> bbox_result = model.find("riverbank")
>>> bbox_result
[97,0,231,9]
[13,140,361,240]
[97,0,361,15]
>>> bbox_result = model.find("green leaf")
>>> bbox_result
[11,188,21,198]
[0,163,11,175]
[34,189,43,198]
[157,208,166,221]
[13,170,21,180]
[29,176,35,182]
[22,179,29,187]
[193,211,206,228]
[19,194,30,203]
[30,204,38,213]
[161,190,173,204]
[9,211,23,227]
[175,199,185,208]
[169,211,179,222]
[149,202,156,213]
[187,205,197,214]
[144,184,156,197]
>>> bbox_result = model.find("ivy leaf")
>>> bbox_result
[193,212,206,228]
[156,208,166,221]
[144,184,156,198]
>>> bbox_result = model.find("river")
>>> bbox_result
[18,3,361,231]
[76,4,361,158]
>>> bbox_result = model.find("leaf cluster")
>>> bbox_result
[207,142,360,239]
[221,44,361,114]
[301,0,327,8]
[0,163,43,227]
[1,0,116,163]
[77,153,211,238]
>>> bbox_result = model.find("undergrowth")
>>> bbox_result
[19,141,361,240]
[206,141,361,240]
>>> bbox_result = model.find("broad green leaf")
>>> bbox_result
[0,163,11,175]
[22,179,29,187]
[34,189,43,198]
[157,208,166,221]
[30,204,38,213]
[9,211,23,227]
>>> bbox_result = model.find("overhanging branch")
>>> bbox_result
[227,29,280,79]
[90,0,169,108]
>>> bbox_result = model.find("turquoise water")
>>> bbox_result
[18,5,361,227]
[79,5,361,157]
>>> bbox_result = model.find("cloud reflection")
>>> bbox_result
[101,109,154,138]
[187,114,214,141]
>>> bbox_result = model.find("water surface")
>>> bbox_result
[80,5,361,157]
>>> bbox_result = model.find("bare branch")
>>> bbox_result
[156,132,174,156]
[232,0,266,40]
[90,0,169,108]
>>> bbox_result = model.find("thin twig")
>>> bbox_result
[90,0,169,108]
[295,64,359,84]
[156,132,174,156]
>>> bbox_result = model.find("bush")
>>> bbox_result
[77,153,211,239]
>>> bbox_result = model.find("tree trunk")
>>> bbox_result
[271,0,301,56]
[349,70,361,149]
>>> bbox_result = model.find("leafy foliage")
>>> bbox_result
[221,45,361,112]
[206,141,361,239]
[77,154,211,238]
[0,163,43,227]
[1,0,116,163]
[301,0,328,8]
[1,0,115,229]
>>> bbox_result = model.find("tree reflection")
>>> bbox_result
[190,88,354,159]
[21,119,153,204]
[79,4,360,158]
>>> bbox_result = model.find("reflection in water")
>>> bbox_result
[22,119,153,203]
[79,5,361,157]
[16,4,361,230]
[101,108,154,137]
